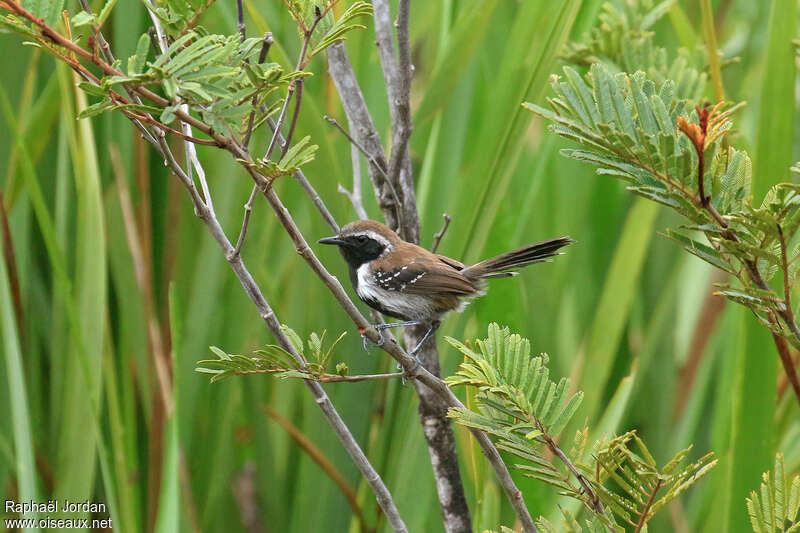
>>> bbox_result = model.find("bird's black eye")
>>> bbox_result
[356,235,368,243]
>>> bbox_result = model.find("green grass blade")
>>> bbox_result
[753,0,796,201]
[580,198,658,417]
[53,68,107,520]
[0,229,41,530]
[724,311,776,532]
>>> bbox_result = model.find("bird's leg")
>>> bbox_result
[400,322,440,383]
[374,320,424,331]
[361,320,423,351]
[409,326,436,358]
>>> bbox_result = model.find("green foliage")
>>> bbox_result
[446,324,716,531]
[307,1,372,58]
[562,0,707,97]
[144,0,217,36]
[583,431,717,529]
[526,60,800,348]
[746,454,800,532]
[195,326,346,383]
[238,135,319,180]
[536,509,610,533]
[1,0,371,181]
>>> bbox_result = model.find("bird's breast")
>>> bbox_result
[355,263,437,321]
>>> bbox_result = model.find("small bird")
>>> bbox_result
[319,219,573,361]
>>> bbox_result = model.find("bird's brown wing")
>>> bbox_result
[371,246,476,296]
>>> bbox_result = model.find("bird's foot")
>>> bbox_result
[399,355,421,385]
[359,327,386,352]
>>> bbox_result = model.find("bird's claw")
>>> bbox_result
[360,329,385,352]
[398,354,421,386]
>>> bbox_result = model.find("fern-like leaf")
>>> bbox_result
[746,453,800,532]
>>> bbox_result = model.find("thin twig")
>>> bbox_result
[323,115,387,178]
[218,367,405,383]
[540,428,609,520]
[324,113,403,220]
[243,32,273,148]
[338,139,368,220]
[635,479,664,532]
[431,214,451,253]
[236,0,246,42]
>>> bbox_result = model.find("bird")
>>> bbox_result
[319,219,573,363]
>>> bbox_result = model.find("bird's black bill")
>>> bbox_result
[318,236,346,245]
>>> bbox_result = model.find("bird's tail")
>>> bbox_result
[462,237,574,280]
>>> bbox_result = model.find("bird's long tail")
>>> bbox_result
[462,237,574,279]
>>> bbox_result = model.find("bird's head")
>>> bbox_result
[318,219,400,268]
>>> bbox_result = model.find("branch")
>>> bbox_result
[337,141,369,220]
[243,32,274,148]
[540,428,610,522]
[236,0,246,42]
[372,0,417,242]
[635,479,663,532]
[323,115,388,179]
[431,214,451,253]
[212,366,405,383]
[333,7,469,529]
[326,42,401,229]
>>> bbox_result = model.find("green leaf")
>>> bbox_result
[308,1,373,57]
[76,99,115,119]
[97,0,117,26]
[128,33,151,76]
[70,10,97,28]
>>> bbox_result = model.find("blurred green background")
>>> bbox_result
[1,0,799,531]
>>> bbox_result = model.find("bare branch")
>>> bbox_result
[431,214,451,253]
[372,0,417,243]
[243,32,274,148]
[327,42,401,229]
[210,366,405,383]
[338,141,369,220]
[323,115,388,179]
[236,0,246,42]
